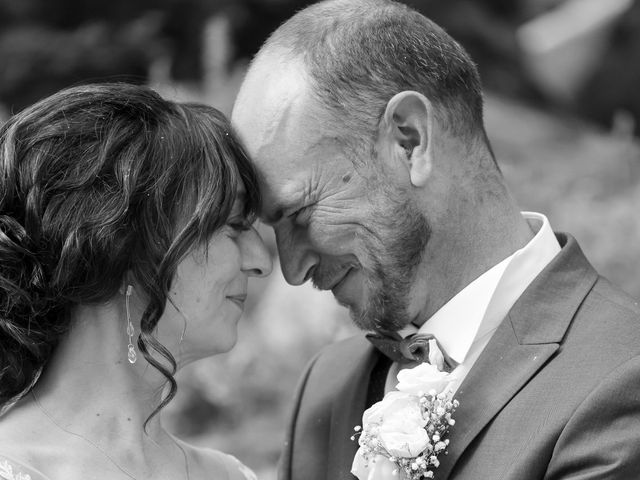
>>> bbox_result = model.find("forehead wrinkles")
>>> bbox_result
[258,102,344,192]
[242,57,310,153]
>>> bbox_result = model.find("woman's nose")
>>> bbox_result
[240,227,273,278]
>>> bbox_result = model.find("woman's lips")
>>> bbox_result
[227,294,247,309]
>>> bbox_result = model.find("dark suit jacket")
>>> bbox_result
[279,234,640,480]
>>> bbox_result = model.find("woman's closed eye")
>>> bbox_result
[226,218,253,236]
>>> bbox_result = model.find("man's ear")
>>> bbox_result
[380,91,434,187]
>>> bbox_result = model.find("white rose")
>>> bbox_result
[361,391,430,458]
[379,427,430,458]
[395,363,459,396]
[361,391,410,425]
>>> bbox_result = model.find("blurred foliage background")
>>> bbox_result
[1,0,639,478]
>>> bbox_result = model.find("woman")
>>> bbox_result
[0,83,272,479]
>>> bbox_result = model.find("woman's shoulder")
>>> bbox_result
[178,440,257,480]
[0,454,51,480]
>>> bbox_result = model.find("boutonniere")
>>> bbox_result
[351,363,460,480]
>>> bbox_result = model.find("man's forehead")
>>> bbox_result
[233,55,354,221]
[232,55,310,154]
[254,128,347,184]
[237,98,336,201]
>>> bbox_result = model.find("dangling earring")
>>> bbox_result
[180,314,187,344]
[125,285,137,364]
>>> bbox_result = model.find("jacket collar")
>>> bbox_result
[435,233,599,479]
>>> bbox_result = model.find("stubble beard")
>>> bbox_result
[350,195,431,333]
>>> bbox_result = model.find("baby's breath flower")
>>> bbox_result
[435,441,447,453]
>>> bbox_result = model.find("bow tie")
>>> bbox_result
[366,331,459,373]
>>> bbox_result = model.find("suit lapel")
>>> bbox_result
[436,234,599,479]
[326,344,383,480]
[435,320,559,479]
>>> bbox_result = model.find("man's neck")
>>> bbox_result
[412,201,534,326]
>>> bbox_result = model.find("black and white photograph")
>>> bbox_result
[1,1,640,479]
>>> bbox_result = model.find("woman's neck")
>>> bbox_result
[0,303,192,480]
[29,302,173,453]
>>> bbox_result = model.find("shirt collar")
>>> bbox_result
[407,212,560,364]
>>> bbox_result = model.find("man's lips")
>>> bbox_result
[312,263,358,291]
[329,267,354,293]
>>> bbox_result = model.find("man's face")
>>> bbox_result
[232,66,429,332]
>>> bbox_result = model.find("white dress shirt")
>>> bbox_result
[385,212,561,393]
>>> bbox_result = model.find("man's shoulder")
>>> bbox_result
[553,233,639,317]
[590,275,640,317]
[577,275,640,342]
[554,274,640,375]
[533,233,640,344]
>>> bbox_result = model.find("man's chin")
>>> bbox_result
[330,270,402,331]
[343,293,412,333]
[331,294,372,331]
[343,300,384,332]
[331,275,382,331]
[348,309,376,331]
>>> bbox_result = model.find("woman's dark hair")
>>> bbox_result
[0,83,260,422]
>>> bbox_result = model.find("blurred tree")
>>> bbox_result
[404,0,544,99]
[0,19,161,112]
[0,0,40,26]
[161,0,221,81]
[0,0,234,109]
[577,0,640,135]
[226,0,313,65]
[224,0,544,100]
[21,0,164,29]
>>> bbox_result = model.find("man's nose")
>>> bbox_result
[274,224,318,285]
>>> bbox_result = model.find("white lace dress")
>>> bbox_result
[0,456,40,480]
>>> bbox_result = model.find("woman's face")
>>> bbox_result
[155,188,272,365]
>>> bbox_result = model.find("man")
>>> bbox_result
[231,0,640,478]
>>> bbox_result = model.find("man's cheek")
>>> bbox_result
[308,223,360,254]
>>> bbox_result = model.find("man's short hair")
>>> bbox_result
[260,0,488,151]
